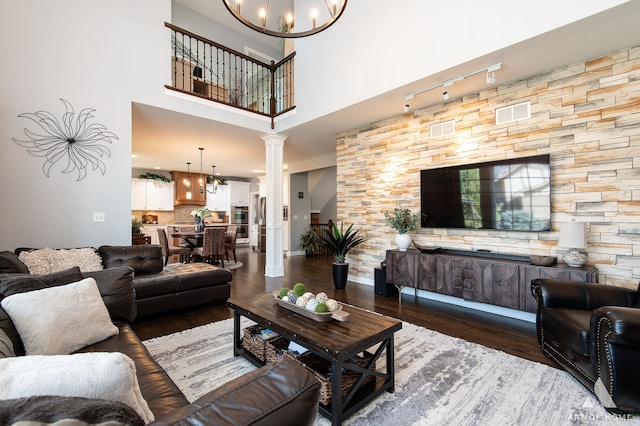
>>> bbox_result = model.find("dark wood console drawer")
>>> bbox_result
[385,249,598,313]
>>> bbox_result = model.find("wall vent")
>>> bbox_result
[496,101,530,125]
[430,120,456,138]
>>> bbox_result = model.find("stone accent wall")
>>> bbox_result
[337,46,640,288]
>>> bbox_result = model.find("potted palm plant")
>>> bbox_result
[131,217,143,235]
[319,222,366,289]
[384,208,420,251]
[298,226,321,256]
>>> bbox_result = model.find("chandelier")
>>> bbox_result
[222,0,348,38]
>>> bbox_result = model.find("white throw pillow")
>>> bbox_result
[0,352,154,423]
[0,278,118,355]
[19,247,103,274]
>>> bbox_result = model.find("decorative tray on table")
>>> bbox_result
[272,291,349,322]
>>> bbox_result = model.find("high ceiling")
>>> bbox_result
[132,1,640,179]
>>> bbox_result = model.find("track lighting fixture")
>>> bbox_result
[402,62,503,107]
[442,80,454,101]
[486,63,501,84]
[403,95,412,113]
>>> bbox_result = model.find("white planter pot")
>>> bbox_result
[395,233,412,252]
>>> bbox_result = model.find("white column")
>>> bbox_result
[262,133,286,277]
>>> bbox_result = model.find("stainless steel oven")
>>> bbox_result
[231,206,248,223]
[235,224,249,239]
[231,206,249,239]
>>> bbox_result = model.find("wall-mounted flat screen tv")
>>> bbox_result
[420,154,551,232]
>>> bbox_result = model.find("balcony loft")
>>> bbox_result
[165,23,295,129]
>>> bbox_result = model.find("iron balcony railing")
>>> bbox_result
[165,22,295,128]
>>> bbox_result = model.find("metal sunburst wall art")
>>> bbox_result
[12,99,119,181]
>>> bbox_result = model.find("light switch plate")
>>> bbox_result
[93,212,106,222]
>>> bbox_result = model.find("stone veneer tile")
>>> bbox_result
[337,46,640,287]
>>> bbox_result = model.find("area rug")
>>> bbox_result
[143,318,639,425]
[222,261,242,270]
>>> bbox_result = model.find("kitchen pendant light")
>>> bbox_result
[211,165,218,195]
[185,162,192,200]
[199,147,217,195]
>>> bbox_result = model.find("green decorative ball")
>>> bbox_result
[314,303,329,313]
[293,283,306,296]
[278,287,290,299]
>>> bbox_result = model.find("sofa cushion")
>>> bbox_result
[0,328,14,358]
[0,267,84,355]
[80,324,189,419]
[0,395,144,426]
[541,307,592,356]
[0,267,84,297]
[82,267,136,323]
[98,245,163,275]
[0,252,28,274]
[133,262,232,299]
[0,352,154,423]
[1,278,118,355]
[18,247,103,274]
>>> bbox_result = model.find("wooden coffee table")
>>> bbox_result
[228,294,402,426]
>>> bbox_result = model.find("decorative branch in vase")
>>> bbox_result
[384,208,420,252]
[190,208,212,232]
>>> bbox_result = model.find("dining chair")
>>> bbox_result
[225,225,238,263]
[193,227,226,267]
[157,228,192,266]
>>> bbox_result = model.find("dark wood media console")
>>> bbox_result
[385,249,598,313]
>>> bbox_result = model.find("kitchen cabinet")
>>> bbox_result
[131,179,147,210]
[228,181,251,206]
[171,171,206,205]
[131,178,174,211]
[206,183,229,213]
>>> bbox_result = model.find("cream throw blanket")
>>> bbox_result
[0,352,154,424]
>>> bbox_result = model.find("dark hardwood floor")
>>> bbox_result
[131,245,556,368]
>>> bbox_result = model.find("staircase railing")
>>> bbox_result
[310,223,333,256]
[165,23,295,128]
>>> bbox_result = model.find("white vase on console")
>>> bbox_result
[385,207,420,252]
[395,233,412,252]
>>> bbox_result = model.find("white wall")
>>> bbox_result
[0,0,171,250]
[172,2,282,61]
[308,167,337,223]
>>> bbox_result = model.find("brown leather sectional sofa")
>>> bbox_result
[8,245,231,317]
[97,245,231,317]
[0,264,321,424]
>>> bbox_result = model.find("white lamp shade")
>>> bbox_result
[558,222,587,249]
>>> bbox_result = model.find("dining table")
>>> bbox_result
[169,231,204,249]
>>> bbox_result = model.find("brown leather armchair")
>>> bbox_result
[531,278,640,414]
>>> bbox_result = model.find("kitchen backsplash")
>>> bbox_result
[133,205,227,225]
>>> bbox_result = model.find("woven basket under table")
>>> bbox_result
[242,325,277,362]
[265,336,297,365]
[294,351,375,406]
